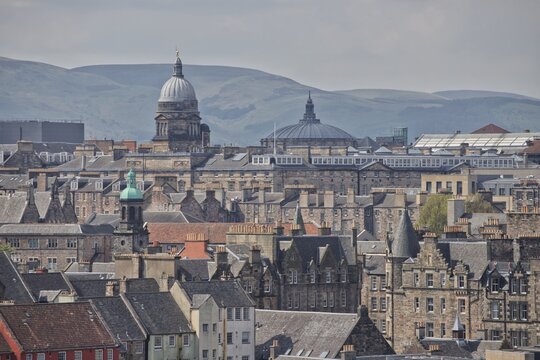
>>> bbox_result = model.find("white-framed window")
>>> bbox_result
[322,292,328,307]
[380,297,386,311]
[426,322,434,337]
[381,320,386,333]
[242,356,249,360]
[47,257,57,270]
[458,299,466,313]
[235,307,241,320]
[491,276,500,293]
[242,331,250,344]
[310,270,316,284]
[28,238,39,249]
[491,301,500,319]
[426,298,434,313]
[426,273,434,288]
[74,351,82,360]
[154,336,162,350]
[243,307,250,320]
[458,275,465,288]
[95,349,103,360]
[58,352,66,360]
[107,349,113,360]
[183,334,190,346]
[169,335,176,347]
[440,297,446,313]
[341,269,347,283]
[67,239,77,248]
[37,354,45,360]
[370,276,377,290]
[371,297,377,311]
[202,350,208,360]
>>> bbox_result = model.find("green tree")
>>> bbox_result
[417,194,450,235]
[0,243,13,254]
[465,193,494,213]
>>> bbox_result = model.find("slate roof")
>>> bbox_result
[180,280,255,308]
[363,255,386,275]
[125,292,191,335]
[21,273,71,301]
[278,235,356,269]
[0,174,28,191]
[0,302,116,351]
[255,310,358,359]
[419,338,480,359]
[178,259,212,281]
[438,240,488,280]
[0,193,28,224]
[390,210,420,258]
[54,155,127,172]
[0,223,114,235]
[91,296,146,342]
[358,241,386,255]
[70,278,159,298]
[0,251,34,304]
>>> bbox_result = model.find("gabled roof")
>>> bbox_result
[390,210,420,258]
[91,296,146,342]
[21,273,71,302]
[178,259,212,281]
[180,280,255,308]
[0,252,34,304]
[255,310,358,359]
[70,278,159,298]
[279,236,357,269]
[0,302,116,351]
[124,292,191,335]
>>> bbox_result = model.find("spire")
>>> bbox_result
[390,209,420,258]
[452,313,465,340]
[292,200,305,235]
[301,92,319,123]
[173,49,183,78]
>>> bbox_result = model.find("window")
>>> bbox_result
[381,320,386,333]
[322,292,328,307]
[154,336,162,350]
[26,355,32,360]
[213,323,217,332]
[426,298,434,313]
[426,322,434,337]
[441,323,446,337]
[329,292,334,307]
[491,330,501,341]
[74,352,82,360]
[235,307,242,320]
[440,272,446,287]
[520,303,528,320]
[183,334,190,346]
[67,239,77,248]
[325,271,332,283]
[371,276,377,290]
[414,297,419,312]
[380,297,386,311]
[288,270,298,284]
[381,276,386,289]
[47,257,57,270]
[520,278,528,294]
[28,238,38,249]
[287,293,292,309]
[7,238,20,248]
[47,239,58,248]
[341,269,347,283]
[490,301,500,319]
[310,270,316,284]
[458,299,466,314]
[426,273,434,288]
[203,323,209,333]
[107,349,113,360]
[227,332,233,344]
[242,357,249,360]
[95,349,103,360]
[371,297,377,311]
[491,277,500,293]
[135,342,144,354]
[264,279,272,292]
[440,297,446,313]
[310,291,316,308]
[203,350,208,359]
[37,354,45,360]
[458,275,465,288]
[167,334,176,347]
[341,290,347,307]
[58,353,66,360]
[242,331,250,344]
[213,350,216,359]
[413,273,419,287]
[243,307,250,320]
[227,308,233,321]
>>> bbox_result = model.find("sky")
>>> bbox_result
[1,0,539,97]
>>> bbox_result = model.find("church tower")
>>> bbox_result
[152,51,210,152]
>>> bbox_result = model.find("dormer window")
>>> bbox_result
[325,271,332,283]
[458,275,465,289]
[490,276,500,293]
[288,270,298,284]
[310,270,316,284]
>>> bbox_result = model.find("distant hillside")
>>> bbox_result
[1,56,539,145]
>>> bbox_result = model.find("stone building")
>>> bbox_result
[152,52,210,153]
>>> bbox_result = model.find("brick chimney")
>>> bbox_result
[318,221,331,236]
[269,340,280,360]
[105,281,115,297]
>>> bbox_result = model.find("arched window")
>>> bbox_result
[121,206,126,220]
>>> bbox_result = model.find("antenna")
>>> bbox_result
[273,122,277,156]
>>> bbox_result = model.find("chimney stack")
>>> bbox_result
[269,340,280,360]
[340,345,356,360]
[105,281,115,297]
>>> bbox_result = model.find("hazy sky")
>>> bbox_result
[1,0,539,97]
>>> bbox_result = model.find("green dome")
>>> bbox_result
[120,169,143,201]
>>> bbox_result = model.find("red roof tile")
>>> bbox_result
[148,223,231,245]
[471,123,510,134]
[0,302,116,351]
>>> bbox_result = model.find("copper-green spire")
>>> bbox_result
[120,169,143,201]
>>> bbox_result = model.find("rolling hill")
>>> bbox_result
[1,56,539,145]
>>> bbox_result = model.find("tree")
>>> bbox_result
[417,194,450,235]
[465,193,494,213]
[0,243,13,254]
